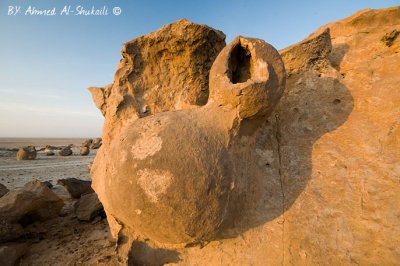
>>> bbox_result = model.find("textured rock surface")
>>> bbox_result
[89,7,400,265]
[15,146,36,160]
[88,19,226,146]
[171,7,400,265]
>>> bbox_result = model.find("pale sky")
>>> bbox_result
[0,0,397,137]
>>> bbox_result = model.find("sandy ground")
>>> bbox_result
[0,148,93,190]
[0,139,118,265]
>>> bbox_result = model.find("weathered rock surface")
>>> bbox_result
[88,7,400,265]
[75,192,104,221]
[88,19,226,145]
[173,7,400,265]
[0,242,28,266]
[57,178,93,199]
[58,146,72,156]
[80,146,90,156]
[89,18,286,261]
[15,146,36,160]
[0,184,8,198]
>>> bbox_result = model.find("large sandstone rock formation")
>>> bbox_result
[89,7,400,265]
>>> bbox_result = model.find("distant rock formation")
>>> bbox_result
[81,139,93,148]
[58,146,72,156]
[80,146,90,156]
[15,146,36,160]
[88,7,400,265]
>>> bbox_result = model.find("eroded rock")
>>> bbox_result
[89,19,285,248]
[88,7,400,265]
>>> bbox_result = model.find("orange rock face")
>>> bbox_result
[89,7,400,265]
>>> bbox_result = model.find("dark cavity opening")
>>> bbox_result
[229,44,252,84]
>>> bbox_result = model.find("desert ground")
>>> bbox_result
[0,138,117,265]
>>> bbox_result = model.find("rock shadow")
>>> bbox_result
[220,64,354,239]
[329,43,350,71]
[128,240,181,266]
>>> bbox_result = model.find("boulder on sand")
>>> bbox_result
[0,180,64,242]
[75,192,104,221]
[89,138,102,149]
[80,146,90,156]
[58,146,72,156]
[81,139,93,148]
[57,178,93,199]
[0,180,64,223]
[15,146,36,160]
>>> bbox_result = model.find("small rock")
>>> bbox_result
[57,178,93,199]
[0,184,9,198]
[75,192,104,221]
[59,146,72,156]
[15,146,36,160]
[80,146,90,156]
[0,242,28,266]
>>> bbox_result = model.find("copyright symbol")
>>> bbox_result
[113,7,121,16]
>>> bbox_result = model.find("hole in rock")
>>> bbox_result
[229,43,253,84]
[333,99,341,105]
